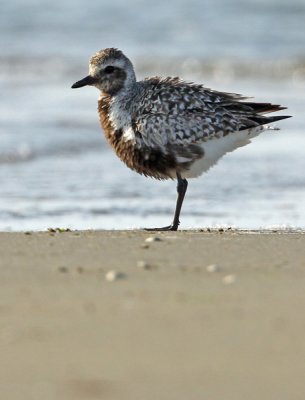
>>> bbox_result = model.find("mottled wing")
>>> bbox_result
[133,77,252,149]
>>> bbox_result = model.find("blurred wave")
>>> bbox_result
[1,55,305,82]
[1,0,305,60]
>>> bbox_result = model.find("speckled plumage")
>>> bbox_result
[72,48,290,230]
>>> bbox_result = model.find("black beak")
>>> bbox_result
[71,75,96,89]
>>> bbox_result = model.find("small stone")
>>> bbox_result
[137,260,151,270]
[145,236,162,243]
[223,274,237,285]
[206,264,219,273]
[24,231,32,235]
[58,266,68,273]
[105,270,126,282]
[48,227,71,233]
[140,243,150,249]
[57,227,71,232]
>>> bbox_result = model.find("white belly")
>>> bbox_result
[181,126,266,179]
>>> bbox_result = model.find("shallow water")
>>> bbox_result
[0,0,305,230]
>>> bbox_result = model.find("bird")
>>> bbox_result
[71,48,290,231]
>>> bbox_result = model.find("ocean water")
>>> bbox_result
[1,0,305,231]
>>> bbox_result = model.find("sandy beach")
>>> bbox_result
[1,229,305,400]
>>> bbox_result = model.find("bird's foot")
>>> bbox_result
[144,224,179,232]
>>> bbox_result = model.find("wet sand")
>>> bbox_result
[1,230,305,400]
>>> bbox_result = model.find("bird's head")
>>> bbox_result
[71,48,136,95]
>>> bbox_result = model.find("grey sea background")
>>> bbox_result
[1,0,305,231]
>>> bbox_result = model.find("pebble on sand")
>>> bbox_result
[206,264,220,273]
[137,260,152,270]
[223,274,237,285]
[58,266,69,273]
[105,271,126,282]
[145,236,162,243]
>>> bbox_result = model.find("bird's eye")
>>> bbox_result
[104,66,115,74]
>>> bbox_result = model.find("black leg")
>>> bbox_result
[145,172,188,231]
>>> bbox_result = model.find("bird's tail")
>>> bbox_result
[251,114,291,126]
[239,102,291,127]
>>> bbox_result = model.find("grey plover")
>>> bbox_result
[72,48,290,231]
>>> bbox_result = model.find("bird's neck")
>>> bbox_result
[99,85,135,131]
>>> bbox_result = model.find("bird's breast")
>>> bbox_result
[97,97,177,180]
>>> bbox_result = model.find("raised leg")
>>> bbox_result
[145,172,188,231]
